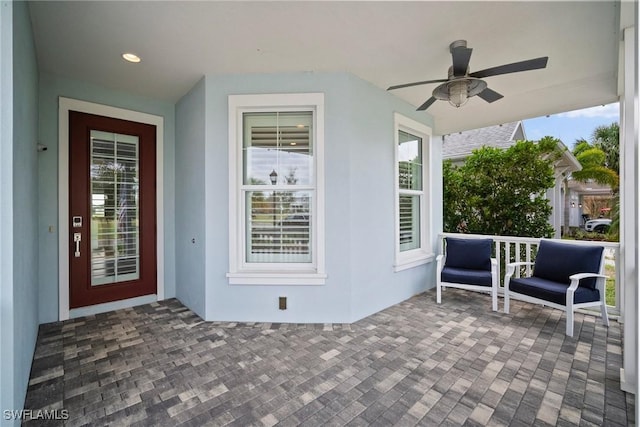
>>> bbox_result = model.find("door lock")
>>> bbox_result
[73,233,81,257]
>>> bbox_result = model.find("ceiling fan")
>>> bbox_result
[387,40,548,111]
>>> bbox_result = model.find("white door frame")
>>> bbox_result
[58,97,164,320]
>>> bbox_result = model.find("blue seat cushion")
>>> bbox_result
[441,266,493,287]
[533,240,604,290]
[509,276,600,305]
[444,237,492,271]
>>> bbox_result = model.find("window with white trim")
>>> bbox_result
[394,113,433,271]
[228,94,326,285]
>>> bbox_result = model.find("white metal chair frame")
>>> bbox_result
[503,250,609,337]
[436,248,499,312]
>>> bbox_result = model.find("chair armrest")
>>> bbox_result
[490,258,498,274]
[504,261,535,287]
[436,254,445,272]
[506,261,535,268]
[490,259,499,289]
[505,261,535,276]
[568,272,608,292]
[569,272,607,281]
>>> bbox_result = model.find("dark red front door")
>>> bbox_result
[69,111,157,308]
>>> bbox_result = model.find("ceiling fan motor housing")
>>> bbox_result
[450,40,468,52]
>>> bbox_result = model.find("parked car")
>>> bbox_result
[585,218,612,233]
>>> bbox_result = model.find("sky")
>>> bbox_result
[522,103,619,149]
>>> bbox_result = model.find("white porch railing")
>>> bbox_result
[440,232,622,317]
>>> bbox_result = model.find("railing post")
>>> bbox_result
[495,240,502,290]
[616,246,623,319]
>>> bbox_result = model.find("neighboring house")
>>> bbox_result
[1,1,637,419]
[442,122,582,238]
[565,179,615,228]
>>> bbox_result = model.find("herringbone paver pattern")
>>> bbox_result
[24,290,633,426]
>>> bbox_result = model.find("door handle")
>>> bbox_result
[74,233,81,257]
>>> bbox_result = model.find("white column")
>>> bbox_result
[619,24,638,396]
[0,0,15,417]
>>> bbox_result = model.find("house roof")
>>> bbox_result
[442,121,582,174]
[442,122,521,160]
[26,1,626,135]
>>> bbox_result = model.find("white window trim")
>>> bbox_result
[227,93,326,285]
[393,113,434,272]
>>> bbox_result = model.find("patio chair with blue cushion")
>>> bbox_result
[503,239,609,337]
[436,237,498,311]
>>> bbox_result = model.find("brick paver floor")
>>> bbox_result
[24,289,634,426]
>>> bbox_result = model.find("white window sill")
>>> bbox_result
[227,272,327,286]
[394,252,435,272]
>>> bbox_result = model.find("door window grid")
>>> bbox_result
[90,130,140,286]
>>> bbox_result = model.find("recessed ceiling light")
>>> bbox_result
[122,53,141,63]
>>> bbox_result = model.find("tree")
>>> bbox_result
[571,122,619,239]
[443,137,562,237]
[592,123,619,174]
[571,127,619,190]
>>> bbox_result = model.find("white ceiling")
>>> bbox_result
[28,1,622,134]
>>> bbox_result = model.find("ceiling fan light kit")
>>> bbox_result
[433,76,487,108]
[387,40,548,111]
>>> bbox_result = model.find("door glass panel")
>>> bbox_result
[90,130,140,286]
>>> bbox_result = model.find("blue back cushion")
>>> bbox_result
[532,240,603,289]
[444,237,492,271]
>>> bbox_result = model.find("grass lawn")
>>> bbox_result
[605,263,616,307]
[606,279,615,306]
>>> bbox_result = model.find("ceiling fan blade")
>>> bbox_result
[417,97,437,111]
[387,78,449,91]
[469,57,548,79]
[477,87,504,103]
[452,46,473,77]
